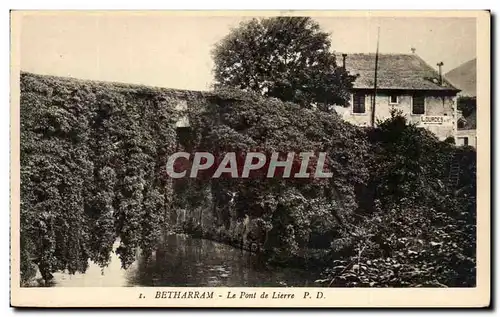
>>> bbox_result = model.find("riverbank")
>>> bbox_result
[177,223,331,272]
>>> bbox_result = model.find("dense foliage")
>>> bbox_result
[180,87,371,264]
[20,74,94,284]
[317,111,477,287]
[19,73,196,285]
[20,73,476,288]
[457,96,476,118]
[182,100,477,286]
[212,17,355,110]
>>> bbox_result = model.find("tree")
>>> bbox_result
[212,17,355,111]
[457,96,476,118]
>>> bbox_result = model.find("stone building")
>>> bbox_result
[445,58,477,148]
[456,110,477,147]
[333,52,461,142]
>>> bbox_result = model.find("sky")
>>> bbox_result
[19,13,477,91]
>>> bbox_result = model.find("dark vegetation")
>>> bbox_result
[457,96,477,118]
[20,72,476,288]
[20,72,203,285]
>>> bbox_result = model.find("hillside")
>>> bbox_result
[444,58,476,97]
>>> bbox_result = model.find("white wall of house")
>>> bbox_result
[333,92,457,141]
[456,129,477,148]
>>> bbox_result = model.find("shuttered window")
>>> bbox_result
[353,93,366,113]
[412,95,425,114]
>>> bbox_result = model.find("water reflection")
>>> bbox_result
[51,234,319,287]
[50,240,139,287]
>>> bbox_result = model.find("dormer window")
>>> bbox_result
[457,118,466,129]
[389,94,399,104]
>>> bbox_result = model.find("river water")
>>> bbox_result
[49,234,321,287]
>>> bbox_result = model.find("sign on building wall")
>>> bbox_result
[420,116,451,125]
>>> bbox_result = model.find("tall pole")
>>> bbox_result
[371,27,380,127]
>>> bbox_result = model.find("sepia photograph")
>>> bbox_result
[10,10,490,307]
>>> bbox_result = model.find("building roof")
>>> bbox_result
[336,53,460,92]
[444,58,476,97]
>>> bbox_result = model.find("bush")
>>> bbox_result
[318,112,476,287]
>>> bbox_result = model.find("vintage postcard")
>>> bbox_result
[10,10,490,308]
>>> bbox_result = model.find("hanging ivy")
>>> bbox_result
[19,73,180,284]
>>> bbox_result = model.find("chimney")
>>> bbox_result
[437,61,444,85]
[342,54,347,69]
[411,47,416,54]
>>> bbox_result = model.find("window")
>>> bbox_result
[412,95,425,115]
[389,94,399,104]
[457,119,466,129]
[352,93,366,113]
[458,137,469,146]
